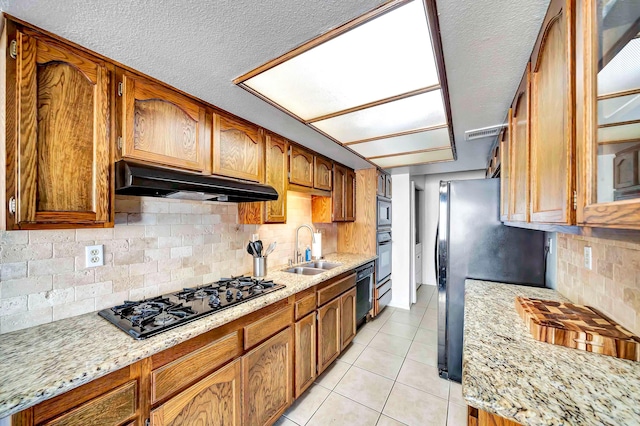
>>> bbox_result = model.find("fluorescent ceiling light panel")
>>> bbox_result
[235,0,455,168]
[371,148,453,168]
[312,90,446,143]
[243,1,437,121]
[349,127,450,158]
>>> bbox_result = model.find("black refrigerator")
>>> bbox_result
[436,178,546,383]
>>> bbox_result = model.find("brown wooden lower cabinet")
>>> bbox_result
[468,406,522,426]
[340,287,357,350]
[150,359,241,426]
[242,327,294,426]
[294,312,317,398]
[317,297,341,375]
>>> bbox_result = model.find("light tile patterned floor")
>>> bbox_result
[277,284,467,426]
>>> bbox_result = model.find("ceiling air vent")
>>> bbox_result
[464,124,507,141]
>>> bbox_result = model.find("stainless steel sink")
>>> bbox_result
[283,267,325,275]
[300,261,342,270]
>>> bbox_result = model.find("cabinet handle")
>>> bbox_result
[117,82,123,97]
[8,197,16,215]
[9,40,17,59]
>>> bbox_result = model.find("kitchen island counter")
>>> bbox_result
[0,252,375,419]
[463,279,640,426]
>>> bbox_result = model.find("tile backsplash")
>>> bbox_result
[557,233,640,336]
[0,192,336,334]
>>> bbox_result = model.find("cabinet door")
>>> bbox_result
[332,164,346,221]
[213,114,263,182]
[529,0,574,224]
[340,287,357,350]
[242,327,293,426]
[385,174,392,198]
[317,297,341,374]
[12,30,111,228]
[345,169,356,222]
[314,156,333,190]
[150,358,241,426]
[294,313,316,398]
[500,113,511,222]
[377,172,386,196]
[120,71,209,173]
[290,145,314,187]
[576,0,640,227]
[265,133,287,223]
[510,65,531,222]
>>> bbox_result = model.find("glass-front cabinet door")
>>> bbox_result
[577,0,640,228]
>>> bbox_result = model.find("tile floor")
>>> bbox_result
[277,284,467,426]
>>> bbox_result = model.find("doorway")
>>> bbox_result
[410,181,424,304]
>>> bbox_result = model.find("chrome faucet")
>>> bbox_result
[294,225,316,263]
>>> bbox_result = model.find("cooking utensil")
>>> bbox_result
[247,243,257,257]
[254,240,263,257]
[264,241,277,257]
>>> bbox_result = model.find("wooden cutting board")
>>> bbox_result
[516,297,640,361]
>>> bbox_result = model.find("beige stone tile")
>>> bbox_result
[360,318,386,332]
[368,332,412,357]
[418,315,437,331]
[307,391,380,426]
[315,360,351,390]
[409,304,426,316]
[382,383,447,426]
[376,415,407,426]
[28,288,75,310]
[0,295,27,316]
[405,341,437,367]
[334,365,394,411]
[29,229,75,243]
[338,342,367,364]
[379,321,418,340]
[354,346,404,380]
[389,310,423,327]
[447,402,467,426]
[0,306,52,333]
[353,327,377,345]
[1,262,27,281]
[2,276,53,298]
[28,258,74,276]
[449,382,466,406]
[0,230,28,245]
[396,359,449,400]
[53,298,95,321]
[283,383,330,425]
[414,328,437,347]
[76,228,114,241]
[1,243,52,263]
[75,281,113,301]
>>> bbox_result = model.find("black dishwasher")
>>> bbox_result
[355,262,375,326]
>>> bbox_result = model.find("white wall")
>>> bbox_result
[421,170,485,286]
[390,168,411,310]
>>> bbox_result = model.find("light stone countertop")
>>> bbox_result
[463,279,640,426]
[0,252,376,419]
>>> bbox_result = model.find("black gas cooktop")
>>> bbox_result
[98,276,285,339]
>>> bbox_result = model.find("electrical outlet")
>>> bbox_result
[584,246,592,270]
[85,244,104,268]
[547,238,553,254]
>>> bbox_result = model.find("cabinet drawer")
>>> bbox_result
[378,288,392,311]
[317,273,356,307]
[244,305,293,349]
[295,293,316,320]
[43,381,137,426]
[151,330,241,404]
[377,279,392,296]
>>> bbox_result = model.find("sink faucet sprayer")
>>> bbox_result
[294,225,316,263]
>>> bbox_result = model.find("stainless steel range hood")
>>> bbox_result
[115,161,278,202]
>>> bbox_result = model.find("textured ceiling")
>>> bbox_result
[1,0,550,174]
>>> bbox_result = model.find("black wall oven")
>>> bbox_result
[377,197,392,229]
[376,230,392,283]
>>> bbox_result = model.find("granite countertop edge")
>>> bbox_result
[0,252,376,419]
[462,279,640,426]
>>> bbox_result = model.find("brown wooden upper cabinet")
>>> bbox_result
[510,65,532,223]
[500,112,511,222]
[213,113,263,182]
[264,133,287,222]
[289,144,314,188]
[118,70,210,174]
[332,164,347,221]
[6,27,112,229]
[345,169,356,221]
[314,156,333,191]
[575,0,640,229]
[529,0,575,224]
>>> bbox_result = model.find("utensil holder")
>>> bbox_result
[253,257,267,277]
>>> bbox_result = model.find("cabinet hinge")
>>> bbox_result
[9,40,17,59]
[117,136,123,150]
[8,197,16,215]
[145,419,150,426]
[288,172,291,179]
[117,82,123,96]
[572,190,577,210]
